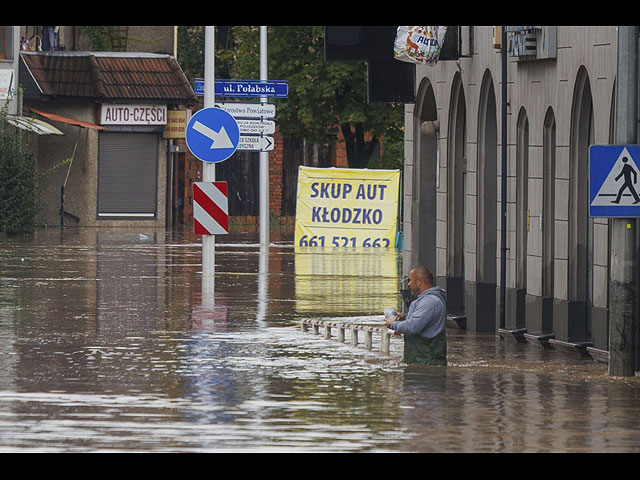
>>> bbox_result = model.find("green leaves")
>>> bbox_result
[178,26,404,169]
[0,120,40,235]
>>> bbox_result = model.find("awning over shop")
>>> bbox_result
[4,114,64,135]
[30,108,106,130]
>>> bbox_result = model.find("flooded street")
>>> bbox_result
[1,226,639,452]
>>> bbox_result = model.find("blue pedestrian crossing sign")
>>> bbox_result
[590,145,640,217]
[186,107,240,163]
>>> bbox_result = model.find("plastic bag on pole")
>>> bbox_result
[394,26,448,65]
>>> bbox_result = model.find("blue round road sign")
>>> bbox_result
[186,107,240,163]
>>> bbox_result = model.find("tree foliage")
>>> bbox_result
[0,114,40,235]
[178,26,404,169]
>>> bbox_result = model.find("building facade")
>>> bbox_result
[0,26,19,115]
[403,26,618,354]
[17,50,195,228]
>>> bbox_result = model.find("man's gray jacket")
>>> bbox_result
[389,286,446,338]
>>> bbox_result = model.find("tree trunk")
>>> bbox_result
[341,123,379,168]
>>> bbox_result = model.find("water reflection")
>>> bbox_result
[294,247,402,316]
[0,227,639,452]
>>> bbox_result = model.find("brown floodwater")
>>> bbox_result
[0,226,638,452]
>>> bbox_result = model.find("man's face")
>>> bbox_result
[408,271,421,295]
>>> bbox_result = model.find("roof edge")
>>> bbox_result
[20,51,174,59]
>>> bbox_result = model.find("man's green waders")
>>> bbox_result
[402,329,447,366]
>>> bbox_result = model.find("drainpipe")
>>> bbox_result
[500,26,508,330]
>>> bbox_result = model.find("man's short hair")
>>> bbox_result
[412,265,433,285]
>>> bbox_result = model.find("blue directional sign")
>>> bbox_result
[186,107,240,163]
[194,78,288,98]
[590,145,640,217]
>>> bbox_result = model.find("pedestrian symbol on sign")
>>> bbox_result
[590,145,640,217]
[611,156,640,204]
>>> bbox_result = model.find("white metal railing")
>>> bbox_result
[300,319,401,354]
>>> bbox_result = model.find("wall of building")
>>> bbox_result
[30,26,176,55]
[403,26,617,350]
[0,26,20,115]
[31,102,168,228]
[31,102,99,227]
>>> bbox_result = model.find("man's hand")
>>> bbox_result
[385,312,405,327]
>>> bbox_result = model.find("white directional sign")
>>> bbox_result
[211,102,276,153]
[236,118,275,135]
[238,135,274,152]
[214,102,276,119]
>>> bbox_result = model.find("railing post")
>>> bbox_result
[351,326,358,346]
[364,328,373,349]
[324,323,331,339]
[381,328,390,354]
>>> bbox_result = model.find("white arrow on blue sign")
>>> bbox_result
[186,107,240,163]
[590,145,640,217]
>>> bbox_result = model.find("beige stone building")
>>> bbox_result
[403,26,618,354]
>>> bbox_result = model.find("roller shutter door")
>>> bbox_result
[98,132,158,218]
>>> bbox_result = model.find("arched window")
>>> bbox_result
[568,66,594,338]
[516,108,529,292]
[477,70,498,286]
[447,74,466,277]
[542,107,556,302]
[410,78,438,273]
[444,72,467,313]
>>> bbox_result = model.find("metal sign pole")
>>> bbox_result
[259,26,269,247]
[609,25,639,376]
[203,26,216,282]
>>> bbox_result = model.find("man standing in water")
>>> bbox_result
[385,265,447,365]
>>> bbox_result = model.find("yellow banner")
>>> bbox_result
[294,166,400,251]
[162,110,188,139]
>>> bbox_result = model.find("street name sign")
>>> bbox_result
[590,145,640,217]
[186,107,240,163]
[194,78,288,98]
